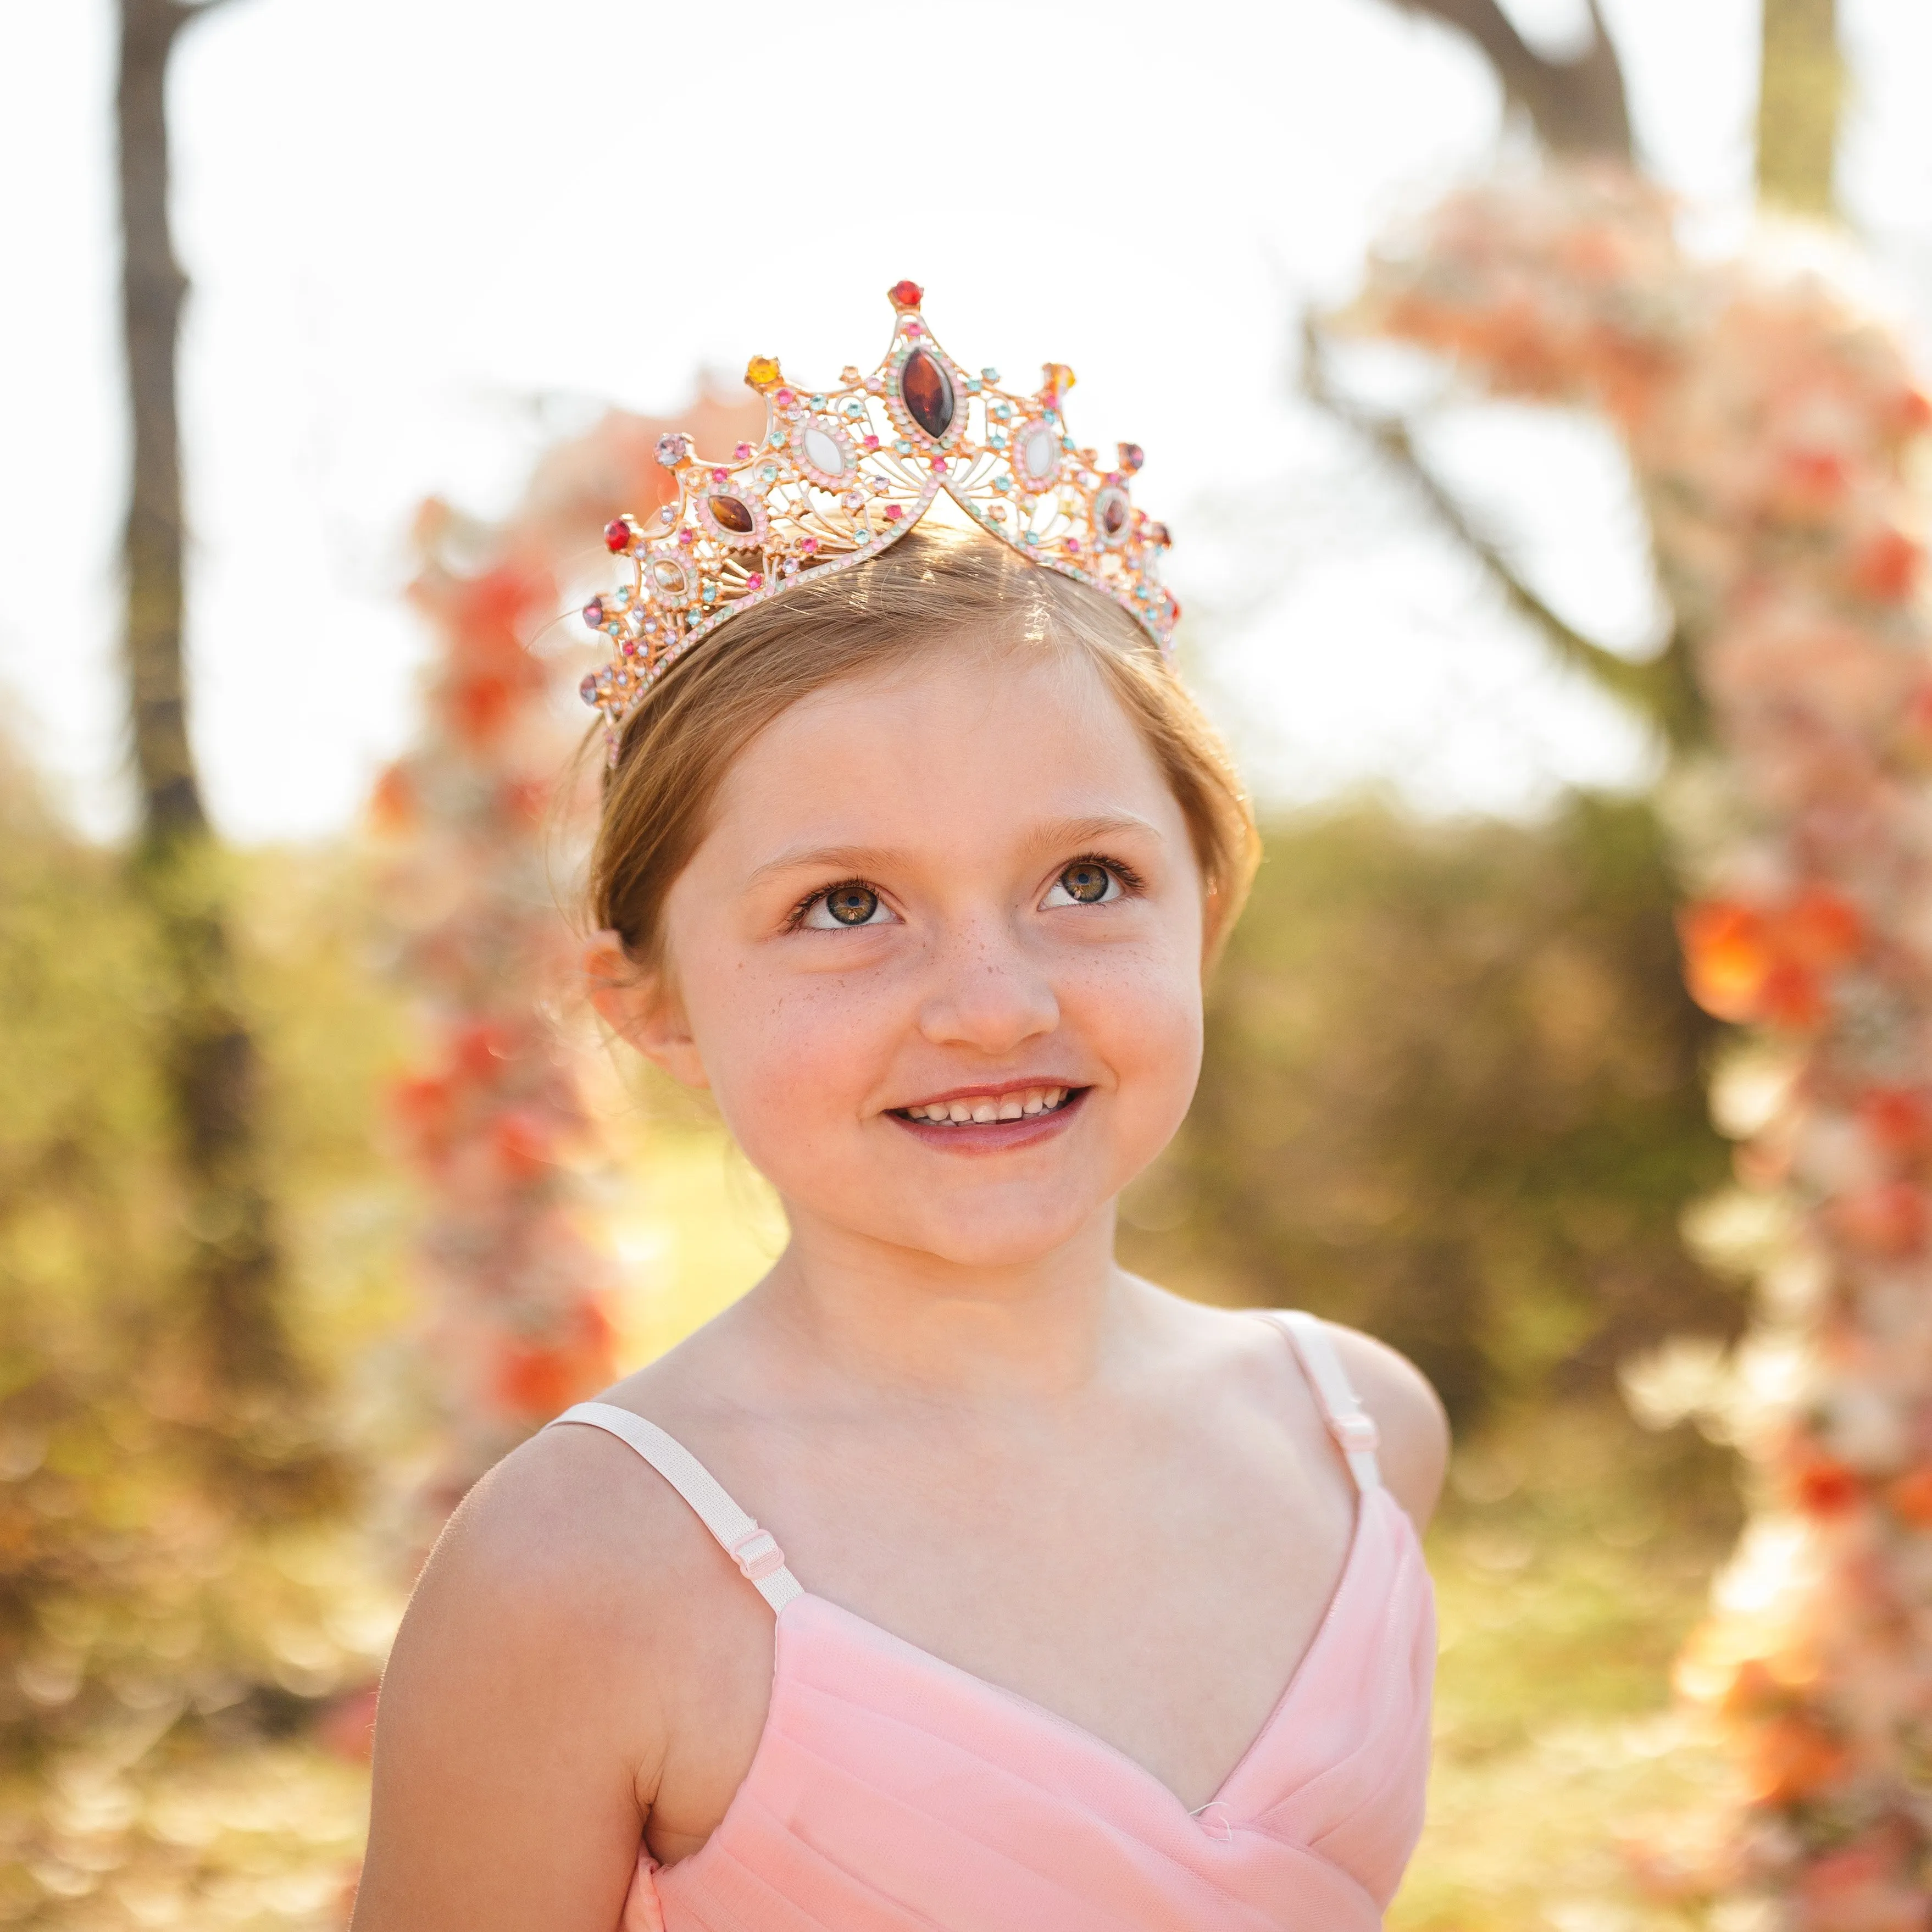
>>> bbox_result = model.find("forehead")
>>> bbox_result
[701,643,1180,866]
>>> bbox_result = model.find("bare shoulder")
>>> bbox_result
[1318,1320,1452,1531]
[380,1419,718,1766]
[353,1422,736,1930]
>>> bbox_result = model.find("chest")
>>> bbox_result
[643,1401,1357,1861]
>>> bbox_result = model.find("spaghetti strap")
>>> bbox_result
[545,1401,804,1612]
[1261,1312,1384,1492]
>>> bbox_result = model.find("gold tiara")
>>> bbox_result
[578,281,1177,751]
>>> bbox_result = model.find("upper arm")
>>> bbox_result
[1325,1323,1451,1532]
[350,1435,664,1932]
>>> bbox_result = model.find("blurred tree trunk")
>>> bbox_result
[1758,0,1841,213]
[118,0,319,1489]
[1383,0,1631,158]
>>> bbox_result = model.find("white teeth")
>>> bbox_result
[901,1087,1075,1124]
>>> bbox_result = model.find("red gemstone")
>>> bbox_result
[900,348,954,439]
[603,518,633,553]
[887,279,924,310]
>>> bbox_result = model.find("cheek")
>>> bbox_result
[684,957,895,1148]
[1063,939,1206,1119]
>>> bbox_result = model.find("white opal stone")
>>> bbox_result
[802,425,850,478]
[1021,424,1059,482]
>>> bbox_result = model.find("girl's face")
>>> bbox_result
[617,642,1207,1271]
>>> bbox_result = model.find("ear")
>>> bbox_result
[583,930,710,1091]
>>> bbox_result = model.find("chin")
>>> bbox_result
[881,1197,1108,1271]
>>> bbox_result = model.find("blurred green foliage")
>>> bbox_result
[1122,793,1741,1423]
[0,742,412,1923]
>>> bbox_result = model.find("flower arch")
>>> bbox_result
[1357,167,1932,1920]
[372,388,765,1519]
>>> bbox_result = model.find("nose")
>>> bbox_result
[916,917,1060,1058]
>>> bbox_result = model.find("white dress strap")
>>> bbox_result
[545,1401,804,1612]
[1262,1312,1383,1492]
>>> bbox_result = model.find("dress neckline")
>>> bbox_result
[656,1482,1407,1879]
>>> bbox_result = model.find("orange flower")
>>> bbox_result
[1848,526,1923,602]
[1744,1713,1848,1805]
[1679,891,1862,1028]
[1858,1089,1932,1157]
[1886,1466,1932,1528]
[1829,1181,1928,1257]
[492,1301,617,1420]
[1791,1454,1863,1515]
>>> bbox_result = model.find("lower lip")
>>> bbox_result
[887,1087,1089,1153]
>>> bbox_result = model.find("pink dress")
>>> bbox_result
[547,1312,1435,1931]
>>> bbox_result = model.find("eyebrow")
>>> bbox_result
[746,814,1167,885]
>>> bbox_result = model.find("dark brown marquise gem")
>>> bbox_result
[1101,495,1128,536]
[900,348,954,439]
[708,492,756,534]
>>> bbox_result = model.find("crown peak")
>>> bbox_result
[580,293,1176,756]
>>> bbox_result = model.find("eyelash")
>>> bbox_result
[1063,852,1146,898]
[785,878,875,931]
[785,854,1146,931]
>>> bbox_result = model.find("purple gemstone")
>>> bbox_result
[579,673,600,706]
[582,597,604,629]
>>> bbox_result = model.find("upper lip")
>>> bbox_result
[889,1078,1086,1112]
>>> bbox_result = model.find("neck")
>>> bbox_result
[752,1204,1134,1407]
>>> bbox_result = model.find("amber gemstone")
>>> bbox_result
[603,518,633,553]
[744,354,782,391]
[709,493,756,534]
[900,349,954,439]
[887,279,924,310]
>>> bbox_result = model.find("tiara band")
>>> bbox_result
[578,281,1178,754]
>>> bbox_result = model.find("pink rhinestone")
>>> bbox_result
[800,537,819,553]
[905,322,923,337]
[712,468,729,484]
[774,388,795,407]
[1066,538,1081,552]
[620,641,638,656]
[746,571,764,590]
[734,443,753,459]
[884,505,904,521]
[863,434,880,450]
[678,530,695,547]
[930,456,946,473]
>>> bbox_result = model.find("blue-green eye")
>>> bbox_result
[803,883,889,929]
[1043,862,1120,908]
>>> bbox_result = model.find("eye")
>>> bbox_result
[1043,860,1123,908]
[801,882,892,929]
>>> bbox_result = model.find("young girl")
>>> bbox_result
[352,288,1448,1932]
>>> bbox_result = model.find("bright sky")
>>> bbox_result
[6,0,1932,842]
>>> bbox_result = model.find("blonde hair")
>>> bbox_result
[589,525,1258,966]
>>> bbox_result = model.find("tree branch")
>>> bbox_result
[1380,0,1631,159]
[1301,318,1705,747]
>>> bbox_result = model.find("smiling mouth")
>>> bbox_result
[891,1085,1081,1126]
